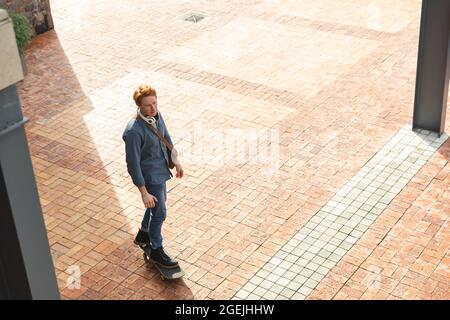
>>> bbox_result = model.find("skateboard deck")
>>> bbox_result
[140,245,185,280]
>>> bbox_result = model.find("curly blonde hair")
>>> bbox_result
[133,84,157,106]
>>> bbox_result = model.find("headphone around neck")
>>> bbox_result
[137,109,156,127]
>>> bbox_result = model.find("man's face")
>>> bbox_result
[140,95,158,117]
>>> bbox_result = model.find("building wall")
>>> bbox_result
[0,0,54,35]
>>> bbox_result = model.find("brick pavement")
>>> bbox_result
[234,127,448,300]
[17,0,449,299]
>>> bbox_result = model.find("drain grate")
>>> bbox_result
[183,13,205,23]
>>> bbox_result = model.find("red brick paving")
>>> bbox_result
[309,141,450,300]
[16,0,449,299]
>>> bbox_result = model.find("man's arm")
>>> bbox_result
[123,130,158,207]
[138,185,157,208]
[123,130,146,187]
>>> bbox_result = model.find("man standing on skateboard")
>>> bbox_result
[123,84,184,268]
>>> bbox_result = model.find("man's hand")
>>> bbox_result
[141,192,158,208]
[175,164,184,178]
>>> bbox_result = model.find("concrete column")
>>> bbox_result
[0,9,59,300]
[413,0,450,136]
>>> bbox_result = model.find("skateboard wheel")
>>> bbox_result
[143,253,149,262]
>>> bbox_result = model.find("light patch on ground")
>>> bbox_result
[159,17,380,96]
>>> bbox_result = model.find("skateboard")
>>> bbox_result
[140,245,185,280]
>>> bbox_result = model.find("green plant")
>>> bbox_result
[8,10,33,55]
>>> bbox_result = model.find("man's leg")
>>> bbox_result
[134,208,151,246]
[147,183,167,249]
[140,209,151,232]
[147,182,178,268]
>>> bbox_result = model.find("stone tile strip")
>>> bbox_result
[233,125,448,300]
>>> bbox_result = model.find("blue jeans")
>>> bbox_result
[140,182,167,249]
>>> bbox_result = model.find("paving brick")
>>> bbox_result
[21,0,450,301]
